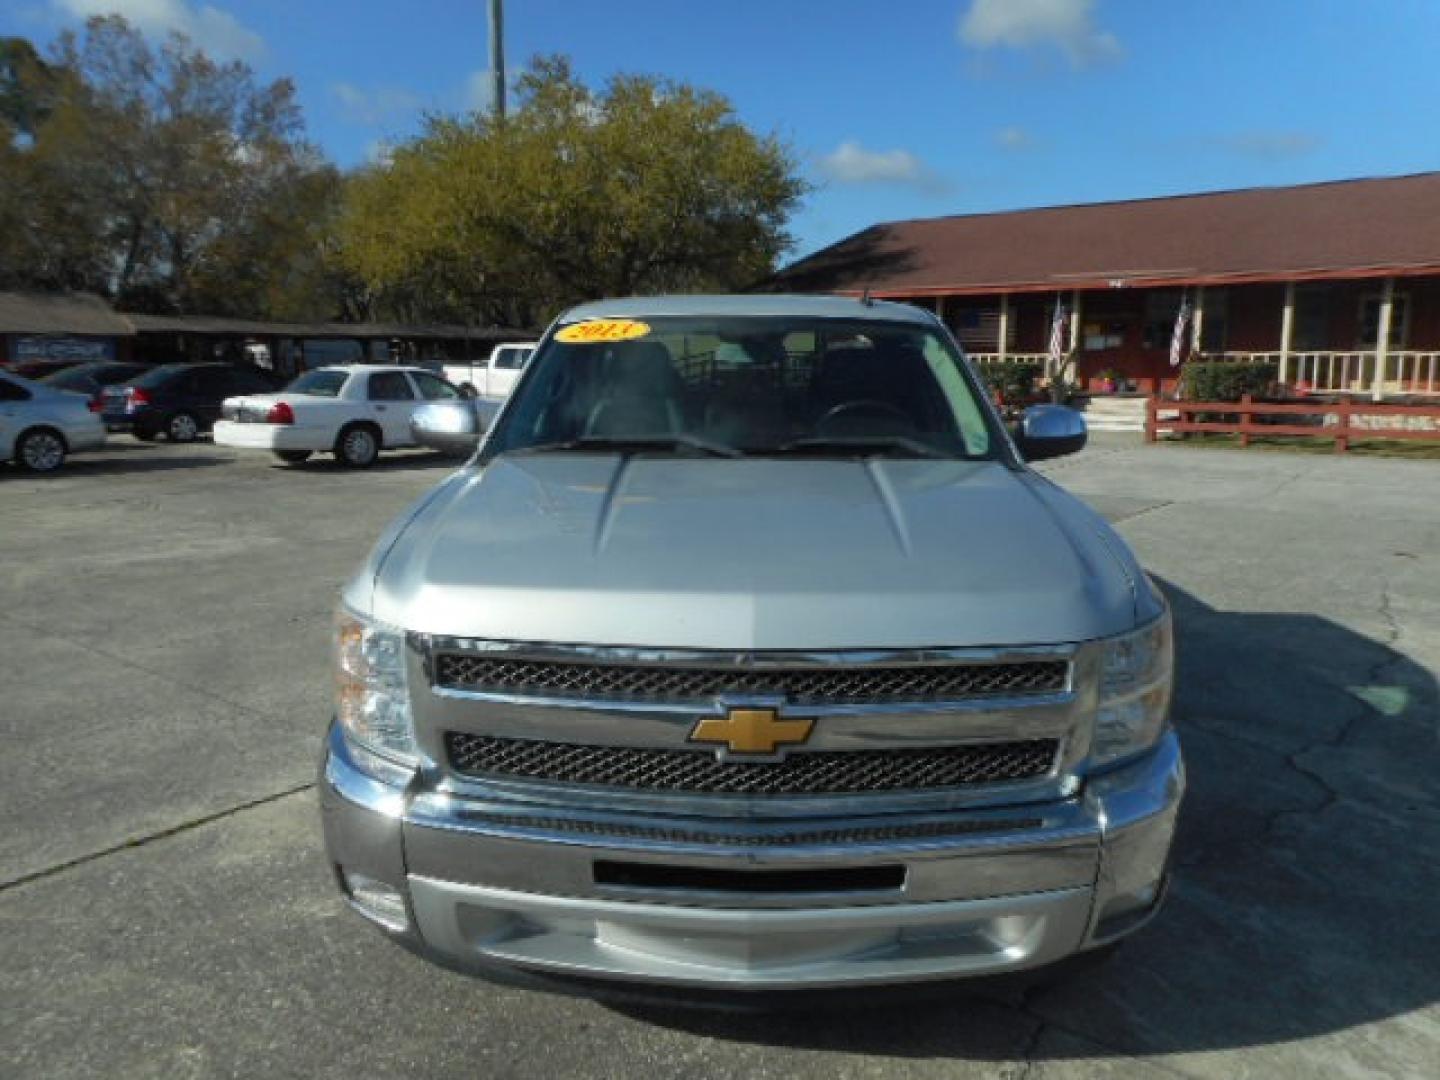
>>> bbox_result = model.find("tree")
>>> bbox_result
[339,56,807,327]
[0,37,59,139]
[0,17,347,318]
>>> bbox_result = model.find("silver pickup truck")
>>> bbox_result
[321,295,1182,996]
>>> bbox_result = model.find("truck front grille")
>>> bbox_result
[445,733,1058,795]
[433,655,1068,704]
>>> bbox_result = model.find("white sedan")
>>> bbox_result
[213,365,465,467]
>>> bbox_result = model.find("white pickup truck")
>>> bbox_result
[442,342,537,400]
[321,295,1182,1001]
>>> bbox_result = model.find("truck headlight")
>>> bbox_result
[335,607,419,765]
[1092,608,1174,767]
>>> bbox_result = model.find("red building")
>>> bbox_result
[771,172,1440,400]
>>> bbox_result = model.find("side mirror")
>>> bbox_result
[457,383,478,399]
[1014,404,1087,462]
[410,399,485,455]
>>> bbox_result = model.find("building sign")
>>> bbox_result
[11,335,116,364]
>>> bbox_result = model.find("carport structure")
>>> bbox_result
[124,313,532,380]
[0,291,135,366]
[771,171,1440,400]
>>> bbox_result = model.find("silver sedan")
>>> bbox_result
[0,370,107,473]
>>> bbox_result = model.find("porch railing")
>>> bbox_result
[967,353,1050,368]
[1200,350,1440,397]
[967,349,1440,397]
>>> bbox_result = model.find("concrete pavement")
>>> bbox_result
[1,434,1435,1078]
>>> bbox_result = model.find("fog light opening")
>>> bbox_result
[343,869,410,933]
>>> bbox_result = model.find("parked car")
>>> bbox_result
[0,370,106,472]
[442,341,537,400]
[322,295,1181,1000]
[100,363,281,443]
[4,357,90,381]
[42,361,155,412]
[213,364,465,467]
[407,396,502,455]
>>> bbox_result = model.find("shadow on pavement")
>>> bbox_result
[18,451,227,477]
[610,578,1439,1064]
[274,450,466,473]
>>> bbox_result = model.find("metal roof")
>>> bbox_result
[769,171,1440,297]
[562,294,935,324]
[0,292,134,336]
[123,312,532,341]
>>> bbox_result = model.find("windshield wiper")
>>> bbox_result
[508,434,742,459]
[767,435,951,459]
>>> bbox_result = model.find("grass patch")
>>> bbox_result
[1155,433,1440,459]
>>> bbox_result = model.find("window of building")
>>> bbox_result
[1080,323,1124,351]
[1142,290,1185,349]
[1359,292,1409,348]
[1293,285,1330,351]
[951,306,1014,353]
[1199,288,1228,352]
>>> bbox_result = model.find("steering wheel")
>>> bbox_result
[817,399,914,434]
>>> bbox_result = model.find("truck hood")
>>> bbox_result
[364,455,1141,649]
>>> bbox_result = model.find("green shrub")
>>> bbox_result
[981,361,1043,405]
[1181,362,1278,401]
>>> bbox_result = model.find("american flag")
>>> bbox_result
[1047,300,1068,369]
[1169,295,1193,367]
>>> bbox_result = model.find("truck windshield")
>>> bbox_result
[485,316,997,460]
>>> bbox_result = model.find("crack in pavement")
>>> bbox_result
[0,782,315,893]
[1270,569,1409,837]
[1109,499,1175,524]
[5,614,277,721]
[985,985,1201,1079]
[1174,567,1420,873]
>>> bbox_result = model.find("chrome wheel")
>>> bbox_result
[17,429,66,473]
[167,412,200,443]
[337,426,379,467]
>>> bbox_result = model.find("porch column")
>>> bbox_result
[1278,281,1295,386]
[1191,286,1206,357]
[1064,290,1083,384]
[1372,276,1394,401]
[998,293,1010,361]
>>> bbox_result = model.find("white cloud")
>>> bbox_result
[1216,131,1322,160]
[818,140,951,194]
[959,0,1121,67]
[55,0,265,61]
[331,82,422,127]
[995,126,1035,150]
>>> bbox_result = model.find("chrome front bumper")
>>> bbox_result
[320,725,1183,990]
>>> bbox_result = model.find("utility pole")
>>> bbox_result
[488,0,506,120]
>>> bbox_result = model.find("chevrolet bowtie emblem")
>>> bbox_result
[689,707,814,756]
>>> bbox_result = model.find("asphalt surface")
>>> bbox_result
[2,433,1436,1078]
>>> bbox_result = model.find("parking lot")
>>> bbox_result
[2,434,1436,1079]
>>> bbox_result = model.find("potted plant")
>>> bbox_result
[1097,367,1120,393]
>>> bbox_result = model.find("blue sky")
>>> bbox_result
[7,1,1440,261]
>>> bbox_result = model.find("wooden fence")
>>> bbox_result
[1144,394,1440,453]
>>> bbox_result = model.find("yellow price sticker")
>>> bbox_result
[554,319,651,344]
